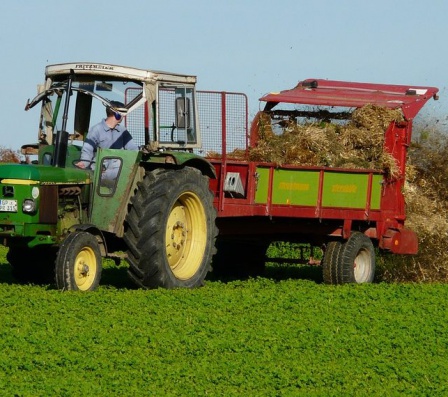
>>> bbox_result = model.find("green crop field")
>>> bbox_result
[0,246,447,396]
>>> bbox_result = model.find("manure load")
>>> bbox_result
[238,104,403,177]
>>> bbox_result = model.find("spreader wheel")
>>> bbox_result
[322,240,342,285]
[339,232,375,284]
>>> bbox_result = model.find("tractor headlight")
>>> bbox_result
[22,199,37,214]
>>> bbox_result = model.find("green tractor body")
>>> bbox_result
[1,62,217,290]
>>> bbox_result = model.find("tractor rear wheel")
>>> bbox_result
[124,167,218,289]
[55,231,102,291]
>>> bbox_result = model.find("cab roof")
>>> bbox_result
[45,62,197,85]
[260,79,439,120]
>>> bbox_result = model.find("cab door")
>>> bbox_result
[89,148,142,235]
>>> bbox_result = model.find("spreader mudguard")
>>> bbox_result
[382,228,418,255]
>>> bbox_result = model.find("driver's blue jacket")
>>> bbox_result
[79,119,138,176]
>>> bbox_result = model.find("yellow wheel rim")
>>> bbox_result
[74,246,97,291]
[165,191,207,280]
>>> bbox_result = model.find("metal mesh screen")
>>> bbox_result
[125,88,146,146]
[123,88,248,155]
[158,88,177,143]
[196,91,248,156]
[158,88,196,145]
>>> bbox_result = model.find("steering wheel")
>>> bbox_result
[73,159,95,170]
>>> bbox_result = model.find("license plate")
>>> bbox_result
[0,199,18,212]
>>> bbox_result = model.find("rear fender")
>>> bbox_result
[143,151,216,179]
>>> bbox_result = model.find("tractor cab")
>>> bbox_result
[24,62,202,169]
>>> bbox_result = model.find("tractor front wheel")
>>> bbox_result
[55,232,102,291]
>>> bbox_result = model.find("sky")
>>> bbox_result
[1,0,447,151]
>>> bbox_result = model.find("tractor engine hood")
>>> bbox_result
[0,164,91,185]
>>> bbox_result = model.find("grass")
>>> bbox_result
[0,247,447,396]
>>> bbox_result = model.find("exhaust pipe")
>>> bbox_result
[52,70,74,168]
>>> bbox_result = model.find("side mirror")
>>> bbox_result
[175,97,190,129]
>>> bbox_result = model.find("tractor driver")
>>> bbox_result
[77,101,138,181]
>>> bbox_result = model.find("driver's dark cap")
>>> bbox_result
[106,101,125,117]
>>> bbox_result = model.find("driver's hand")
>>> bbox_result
[76,161,86,169]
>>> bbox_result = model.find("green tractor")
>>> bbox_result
[1,62,218,290]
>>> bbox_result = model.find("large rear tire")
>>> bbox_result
[124,167,218,289]
[55,231,102,291]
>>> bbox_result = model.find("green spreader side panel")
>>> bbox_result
[322,173,381,209]
[254,167,382,210]
[255,168,319,206]
[255,168,270,204]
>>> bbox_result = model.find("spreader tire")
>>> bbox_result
[322,240,343,285]
[124,167,218,289]
[55,231,102,291]
[338,232,375,284]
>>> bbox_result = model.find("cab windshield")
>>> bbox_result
[32,79,145,147]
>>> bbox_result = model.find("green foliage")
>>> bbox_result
[0,246,447,396]
[267,242,322,261]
